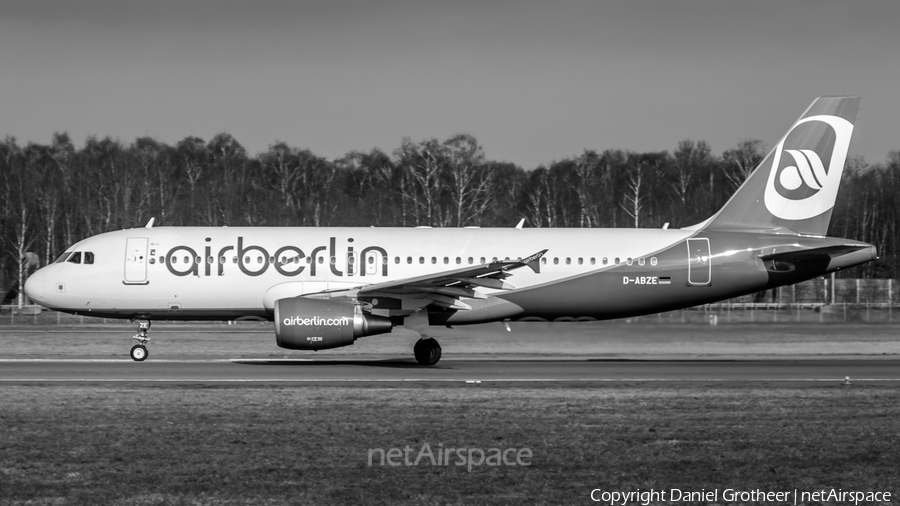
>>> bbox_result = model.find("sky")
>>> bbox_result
[1,0,898,169]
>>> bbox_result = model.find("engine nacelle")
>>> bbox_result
[274,297,393,350]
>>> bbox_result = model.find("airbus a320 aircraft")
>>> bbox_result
[25,96,876,365]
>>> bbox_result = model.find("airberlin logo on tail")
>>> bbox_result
[764,115,853,221]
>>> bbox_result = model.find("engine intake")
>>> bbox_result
[274,297,392,350]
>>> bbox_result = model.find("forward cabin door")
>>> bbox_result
[686,238,711,286]
[124,237,149,284]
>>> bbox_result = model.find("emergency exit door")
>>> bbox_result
[124,237,149,284]
[686,238,711,286]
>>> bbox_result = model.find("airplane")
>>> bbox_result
[24,96,876,365]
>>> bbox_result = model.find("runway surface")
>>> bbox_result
[1,358,898,384]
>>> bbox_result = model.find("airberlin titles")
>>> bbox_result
[163,236,388,278]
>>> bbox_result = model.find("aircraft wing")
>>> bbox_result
[348,249,548,311]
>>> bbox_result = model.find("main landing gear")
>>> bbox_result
[414,338,442,365]
[130,319,151,362]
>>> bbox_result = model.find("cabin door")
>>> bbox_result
[686,238,711,286]
[124,237,149,284]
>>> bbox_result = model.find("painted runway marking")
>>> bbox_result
[0,359,239,363]
[1,378,899,383]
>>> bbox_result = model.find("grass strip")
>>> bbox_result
[0,384,897,505]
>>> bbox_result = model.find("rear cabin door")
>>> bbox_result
[686,238,711,286]
[124,237,149,284]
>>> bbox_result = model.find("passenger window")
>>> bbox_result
[431,257,437,264]
[614,257,620,265]
[84,252,94,265]
[220,256,226,264]
[209,256,215,264]
[159,256,164,264]
[394,257,400,264]
[590,258,596,265]
[553,258,559,265]
[541,258,547,265]
[233,256,238,264]
[468,257,473,264]
[419,257,425,264]
[566,258,571,265]
[443,257,449,264]
[368,257,374,265]
[480,257,485,264]
[577,258,583,265]
[257,256,263,264]
[184,256,190,264]
[602,257,608,265]
[650,257,658,266]
[638,257,645,266]
[67,252,82,264]
[407,256,413,264]
[456,257,461,264]
[626,258,633,266]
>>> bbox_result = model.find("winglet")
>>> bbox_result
[522,249,547,274]
[145,218,156,229]
[515,218,525,230]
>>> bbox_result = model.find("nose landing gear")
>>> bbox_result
[130,319,151,361]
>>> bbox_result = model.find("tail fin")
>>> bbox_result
[702,96,860,235]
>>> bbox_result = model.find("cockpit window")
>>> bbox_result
[57,251,94,264]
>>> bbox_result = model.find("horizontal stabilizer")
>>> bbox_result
[759,244,873,262]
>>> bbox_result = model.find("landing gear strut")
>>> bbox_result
[414,338,442,365]
[130,319,151,362]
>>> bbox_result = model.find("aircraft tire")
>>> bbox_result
[414,338,442,365]
[130,344,149,362]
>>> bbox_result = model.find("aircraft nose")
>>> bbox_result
[24,268,47,302]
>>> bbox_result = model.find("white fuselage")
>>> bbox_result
[26,226,693,319]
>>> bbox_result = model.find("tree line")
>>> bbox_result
[2,132,899,297]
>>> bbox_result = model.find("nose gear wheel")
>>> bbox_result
[130,319,151,361]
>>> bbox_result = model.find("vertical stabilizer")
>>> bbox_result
[702,96,860,235]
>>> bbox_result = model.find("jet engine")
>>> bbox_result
[274,297,392,350]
